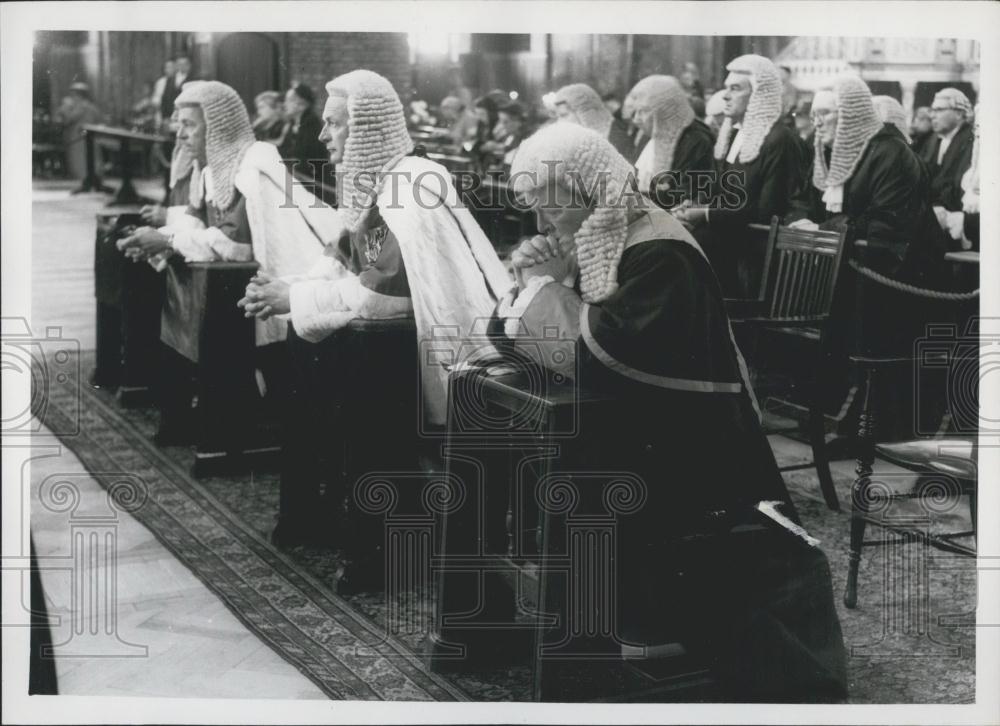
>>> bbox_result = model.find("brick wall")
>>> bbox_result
[284,32,412,102]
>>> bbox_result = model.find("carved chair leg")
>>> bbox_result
[845,367,876,609]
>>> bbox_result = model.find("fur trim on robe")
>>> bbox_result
[289,154,514,425]
[235,141,336,345]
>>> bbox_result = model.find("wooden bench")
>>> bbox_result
[426,367,723,701]
[158,259,276,476]
[91,211,164,406]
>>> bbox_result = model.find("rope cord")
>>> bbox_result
[847,259,979,301]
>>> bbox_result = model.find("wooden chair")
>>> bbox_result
[843,355,977,608]
[728,217,851,511]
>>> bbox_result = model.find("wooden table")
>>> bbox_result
[91,210,164,405]
[75,124,169,206]
[427,368,717,701]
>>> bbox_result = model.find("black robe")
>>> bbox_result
[699,120,808,296]
[608,117,640,165]
[647,119,716,208]
[786,123,945,284]
[925,122,974,212]
[497,209,847,701]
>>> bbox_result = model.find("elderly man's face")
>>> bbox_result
[811,94,839,147]
[722,72,752,121]
[632,97,655,136]
[176,57,191,76]
[930,100,962,135]
[319,95,349,165]
[176,105,207,165]
[522,177,594,247]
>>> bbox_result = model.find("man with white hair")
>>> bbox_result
[119,80,328,442]
[553,83,636,163]
[673,54,808,295]
[627,75,715,207]
[240,70,511,559]
[925,88,975,225]
[489,121,847,702]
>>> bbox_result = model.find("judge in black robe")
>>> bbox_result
[926,114,975,213]
[648,119,716,207]
[627,75,716,208]
[682,119,807,296]
[786,123,945,287]
[492,122,847,701]
[674,55,808,297]
[785,80,953,436]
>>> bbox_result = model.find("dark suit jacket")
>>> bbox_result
[708,120,807,232]
[925,123,974,211]
[160,73,194,119]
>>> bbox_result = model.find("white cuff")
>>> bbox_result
[289,278,357,342]
[498,275,555,338]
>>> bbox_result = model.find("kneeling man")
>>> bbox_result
[497,121,847,702]
[240,70,511,566]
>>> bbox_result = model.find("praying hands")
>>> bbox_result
[238,272,291,320]
[510,233,576,289]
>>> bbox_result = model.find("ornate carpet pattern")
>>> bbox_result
[35,351,976,702]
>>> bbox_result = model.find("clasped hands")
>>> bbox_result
[510,233,576,290]
[238,272,291,320]
[117,225,172,262]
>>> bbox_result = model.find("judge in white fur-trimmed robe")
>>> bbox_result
[495,121,847,702]
[119,80,331,439]
[240,70,512,552]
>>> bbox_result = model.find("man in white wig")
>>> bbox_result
[627,74,715,207]
[553,83,636,163]
[787,76,944,287]
[486,121,847,701]
[240,70,511,554]
[674,54,807,295]
[119,80,329,441]
[786,76,949,441]
[925,88,975,225]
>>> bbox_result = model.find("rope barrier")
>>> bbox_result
[847,259,979,301]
